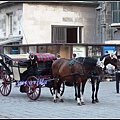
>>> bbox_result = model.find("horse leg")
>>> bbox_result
[80,80,86,105]
[53,79,58,103]
[74,81,77,101]
[76,83,82,106]
[57,79,64,102]
[95,78,101,102]
[91,78,96,103]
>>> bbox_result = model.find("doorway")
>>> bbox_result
[67,28,77,43]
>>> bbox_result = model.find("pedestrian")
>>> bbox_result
[105,63,116,75]
[72,53,76,59]
[56,53,61,59]
[105,50,109,55]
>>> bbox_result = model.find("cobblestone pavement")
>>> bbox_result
[0,81,120,119]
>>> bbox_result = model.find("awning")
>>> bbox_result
[33,53,57,61]
[105,40,120,44]
[0,36,23,45]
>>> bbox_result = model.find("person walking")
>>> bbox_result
[105,50,109,55]
[72,53,76,59]
[56,53,61,59]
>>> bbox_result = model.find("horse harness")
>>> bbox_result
[69,58,84,76]
[55,58,103,81]
[55,59,84,80]
[69,58,102,79]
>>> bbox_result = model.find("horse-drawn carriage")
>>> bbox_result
[0,51,118,105]
[0,52,65,100]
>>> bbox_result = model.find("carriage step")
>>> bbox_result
[20,85,26,93]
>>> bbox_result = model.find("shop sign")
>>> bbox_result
[73,46,86,57]
[102,46,116,55]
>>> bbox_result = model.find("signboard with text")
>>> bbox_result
[73,46,86,57]
[102,46,116,55]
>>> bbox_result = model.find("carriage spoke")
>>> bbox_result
[0,69,12,96]
[1,85,5,93]
[25,76,41,100]
[1,84,10,96]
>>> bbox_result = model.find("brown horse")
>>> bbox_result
[52,51,118,105]
[52,56,105,105]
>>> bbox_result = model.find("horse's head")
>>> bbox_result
[100,51,118,70]
[110,51,117,59]
[109,51,118,69]
[91,57,105,80]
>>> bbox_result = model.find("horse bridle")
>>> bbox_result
[110,51,117,59]
[96,57,105,70]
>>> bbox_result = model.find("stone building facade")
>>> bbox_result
[98,1,120,44]
[1,1,120,57]
[0,1,100,45]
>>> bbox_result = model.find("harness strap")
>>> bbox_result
[69,60,75,85]
[69,58,86,80]
[69,59,76,66]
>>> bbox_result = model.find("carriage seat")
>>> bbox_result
[37,67,52,75]
[37,61,53,75]
[18,60,31,67]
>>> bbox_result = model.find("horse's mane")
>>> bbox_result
[76,57,98,66]
[100,54,109,60]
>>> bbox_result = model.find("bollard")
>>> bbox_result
[116,71,120,93]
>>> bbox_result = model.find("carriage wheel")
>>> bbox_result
[50,81,65,97]
[0,70,12,96]
[25,76,41,100]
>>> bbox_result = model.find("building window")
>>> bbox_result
[52,26,82,43]
[9,14,13,34]
[12,46,18,54]
[112,2,120,23]
[7,13,13,35]
[52,27,66,43]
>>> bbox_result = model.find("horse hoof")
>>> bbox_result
[81,102,85,105]
[59,99,64,102]
[54,100,57,103]
[95,99,99,102]
[92,100,96,104]
[77,103,82,106]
